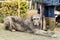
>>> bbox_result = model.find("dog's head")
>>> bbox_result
[31,14,40,26]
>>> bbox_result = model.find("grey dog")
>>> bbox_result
[4,14,56,37]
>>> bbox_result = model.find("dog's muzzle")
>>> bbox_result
[33,22,40,26]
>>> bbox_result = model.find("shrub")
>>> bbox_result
[0,1,28,22]
[0,1,18,17]
[20,1,28,14]
[0,12,3,23]
[20,1,28,18]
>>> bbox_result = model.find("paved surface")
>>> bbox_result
[0,23,60,40]
[0,29,60,40]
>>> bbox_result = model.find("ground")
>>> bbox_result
[0,29,60,40]
[0,23,60,40]
[0,10,60,40]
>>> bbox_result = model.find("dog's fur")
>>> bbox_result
[4,14,56,37]
[4,14,41,32]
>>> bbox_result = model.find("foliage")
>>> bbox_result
[0,1,28,22]
[0,1,18,17]
[20,1,28,18]
[0,12,3,23]
[20,1,28,14]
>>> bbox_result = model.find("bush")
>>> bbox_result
[0,1,28,22]
[20,1,28,14]
[0,1,18,17]
[20,1,28,18]
[0,12,3,23]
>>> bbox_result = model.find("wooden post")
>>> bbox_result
[17,0,20,16]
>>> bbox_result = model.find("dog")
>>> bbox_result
[4,14,41,31]
[4,14,56,37]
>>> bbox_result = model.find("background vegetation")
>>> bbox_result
[0,0,28,22]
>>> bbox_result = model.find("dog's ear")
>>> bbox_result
[31,16,33,21]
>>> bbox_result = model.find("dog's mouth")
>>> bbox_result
[33,22,40,29]
[33,24,40,29]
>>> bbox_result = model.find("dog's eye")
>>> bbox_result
[37,18,39,20]
[33,18,36,20]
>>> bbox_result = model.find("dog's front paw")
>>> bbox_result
[51,34,57,38]
[11,29,16,32]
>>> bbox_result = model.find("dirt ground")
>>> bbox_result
[0,10,60,40]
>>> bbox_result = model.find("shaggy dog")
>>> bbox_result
[4,14,41,31]
[4,14,56,37]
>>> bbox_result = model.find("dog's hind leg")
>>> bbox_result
[9,22,16,32]
[9,18,16,32]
